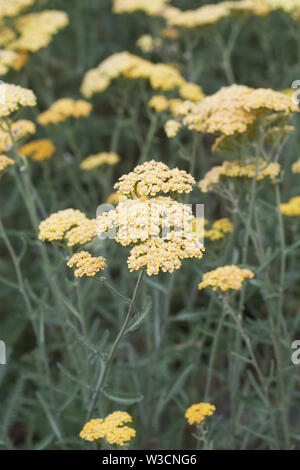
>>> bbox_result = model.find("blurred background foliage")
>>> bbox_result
[1,0,300,450]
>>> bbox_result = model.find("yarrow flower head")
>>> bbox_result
[127,234,204,276]
[0,119,36,152]
[136,35,162,53]
[0,83,36,118]
[0,48,19,75]
[164,119,181,138]
[80,152,120,171]
[8,10,69,52]
[171,84,298,140]
[38,209,97,246]
[37,98,92,126]
[20,139,55,161]
[0,154,14,173]
[148,95,169,113]
[80,411,135,446]
[97,197,196,247]
[161,1,270,28]
[280,196,300,216]
[114,160,195,197]
[97,161,205,275]
[198,265,254,291]
[65,219,97,246]
[113,0,170,15]
[80,52,200,98]
[204,218,233,241]
[0,0,34,20]
[178,82,204,102]
[199,158,281,193]
[67,251,107,278]
[185,402,216,426]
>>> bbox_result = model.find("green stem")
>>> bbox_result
[88,269,145,419]
[138,113,159,164]
[204,308,226,401]
[6,120,69,342]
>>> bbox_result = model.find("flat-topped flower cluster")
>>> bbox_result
[97,160,205,276]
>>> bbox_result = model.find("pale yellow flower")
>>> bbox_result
[280,196,300,216]
[80,411,135,446]
[80,152,120,171]
[38,98,92,126]
[198,265,254,291]
[67,251,107,277]
[185,403,216,425]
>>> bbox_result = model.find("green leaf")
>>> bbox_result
[60,294,81,320]
[230,351,253,364]
[0,276,19,290]
[103,388,144,405]
[163,364,194,405]
[126,296,152,334]
[67,321,104,356]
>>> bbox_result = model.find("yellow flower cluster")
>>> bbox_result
[185,402,216,425]
[205,218,233,241]
[127,234,204,276]
[114,160,195,196]
[161,1,268,29]
[20,139,56,162]
[0,119,36,152]
[80,152,120,171]
[64,219,97,247]
[173,85,297,137]
[164,119,181,138]
[38,98,92,126]
[148,95,169,113]
[67,251,107,278]
[0,83,36,118]
[0,0,34,20]
[198,265,254,291]
[97,197,195,246]
[199,158,281,193]
[8,11,69,52]
[280,196,300,216]
[0,154,14,172]
[0,48,19,75]
[97,162,204,276]
[81,51,201,98]
[80,411,135,446]
[179,82,204,102]
[292,159,300,173]
[38,209,97,246]
[113,0,169,15]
